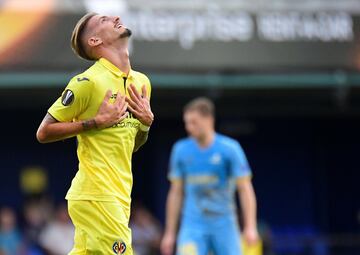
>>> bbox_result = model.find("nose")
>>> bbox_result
[113,16,120,23]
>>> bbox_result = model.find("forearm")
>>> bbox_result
[164,184,183,236]
[37,121,83,143]
[36,114,97,143]
[238,180,257,230]
[133,130,149,152]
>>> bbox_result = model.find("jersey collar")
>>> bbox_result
[98,57,134,78]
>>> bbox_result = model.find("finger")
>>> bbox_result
[128,87,141,106]
[120,102,128,115]
[114,92,124,105]
[127,103,141,116]
[125,96,139,110]
[117,111,129,123]
[129,84,142,102]
[118,95,127,110]
[103,90,113,102]
[141,85,148,99]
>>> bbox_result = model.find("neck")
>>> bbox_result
[196,130,215,148]
[99,45,131,75]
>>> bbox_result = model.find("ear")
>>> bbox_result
[88,36,102,47]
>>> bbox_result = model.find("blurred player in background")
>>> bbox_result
[161,98,258,255]
[36,12,154,254]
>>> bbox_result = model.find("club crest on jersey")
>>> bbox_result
[210,153,222,165]
[61,89,74,106]
[112,240,126,254]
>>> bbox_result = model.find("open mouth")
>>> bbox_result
[115,22,123,29]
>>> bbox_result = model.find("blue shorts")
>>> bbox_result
[176,218,242,255]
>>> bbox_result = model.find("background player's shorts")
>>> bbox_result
[176,218,242,255]
[68,200,133,255]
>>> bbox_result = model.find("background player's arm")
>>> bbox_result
[161,179,183,255]
[37,91,128,143]
[228,141,259,245]
[237,177,259,245]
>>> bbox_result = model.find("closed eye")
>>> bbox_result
[99,16,107,23]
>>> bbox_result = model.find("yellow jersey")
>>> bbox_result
[242,238,263,255]
[48,58,151,210]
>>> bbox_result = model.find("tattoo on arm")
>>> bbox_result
[82,119,98,131]
[134,130,149,152]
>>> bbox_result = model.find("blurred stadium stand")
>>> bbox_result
[0,0,359,254]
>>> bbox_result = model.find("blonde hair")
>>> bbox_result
[184,97,215,117]
[70,12,97,61]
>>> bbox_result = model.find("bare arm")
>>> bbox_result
[161,180,183,255]
[36,91,128,143]
[237,177,259,245]
[36,113,95,143]
[164,180,183,236]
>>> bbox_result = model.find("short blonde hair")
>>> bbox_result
[71,12,97,61]
[184,97,215,117]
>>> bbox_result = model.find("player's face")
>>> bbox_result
[184,111,212,139]
[89,15,132,45]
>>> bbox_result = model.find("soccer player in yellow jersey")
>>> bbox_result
[36,13,154,254]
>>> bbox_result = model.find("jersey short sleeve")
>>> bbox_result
[228,141,252,178]
[168,142,184,181]
[48,76,93,122]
